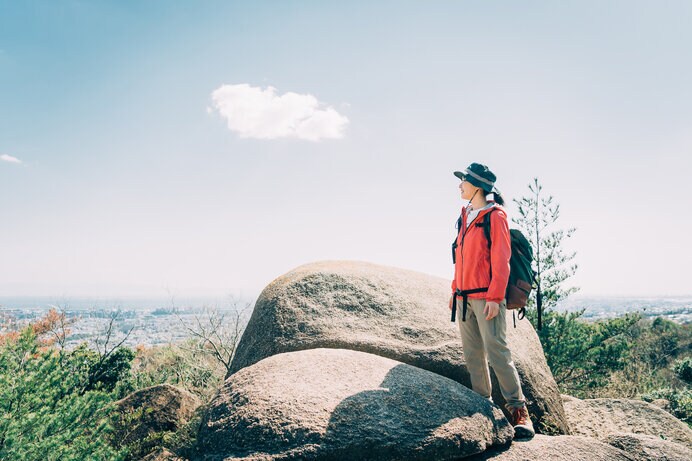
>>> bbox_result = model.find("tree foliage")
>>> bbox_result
[0,321,126,460]
[541,311,642,396]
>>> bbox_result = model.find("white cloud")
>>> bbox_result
[0,154,22,164]
[210,83,349,141]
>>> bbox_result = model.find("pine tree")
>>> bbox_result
[0,316,127,460]
[512,178,579,327]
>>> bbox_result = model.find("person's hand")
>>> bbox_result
[449,294,454,311]
[484,301,500,320]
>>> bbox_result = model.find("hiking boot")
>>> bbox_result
[508,405,535,439]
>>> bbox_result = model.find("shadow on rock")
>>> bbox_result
[318,364,511,461]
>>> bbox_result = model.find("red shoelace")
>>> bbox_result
[511,407,529,426]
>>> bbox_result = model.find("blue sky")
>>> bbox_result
[1,1,691,299]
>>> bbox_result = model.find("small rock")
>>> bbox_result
[139,448,186,461]
[562,397,692,446]
[115,384,202,446]
[650,398,672,412]
[466,434,636,460]
[605,432,692,461]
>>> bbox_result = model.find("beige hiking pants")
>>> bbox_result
[457,298,526,409]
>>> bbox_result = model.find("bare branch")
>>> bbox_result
[173,296,252,374]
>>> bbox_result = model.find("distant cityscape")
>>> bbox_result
[0,296,254,350]
[0,295,690,349]
[556,296,692,323]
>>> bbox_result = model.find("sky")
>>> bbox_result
[1,1,691,300]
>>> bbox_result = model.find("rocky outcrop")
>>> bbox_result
[115,384,202,446]
[198,348,513,460]
[228,260,569,434]
[465,434,636,460]
[604,432,692,461]
[561,396,692,446]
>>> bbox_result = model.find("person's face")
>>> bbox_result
[459,179,478,200]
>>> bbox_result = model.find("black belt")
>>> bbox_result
[451,287,489,322]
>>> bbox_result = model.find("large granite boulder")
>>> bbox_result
[561,395,692,446]
[604,432,692,461]
[229,260,569,434]
[198,348,513,460]
[465,434,636,460]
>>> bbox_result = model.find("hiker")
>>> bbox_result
[449,162,535,439]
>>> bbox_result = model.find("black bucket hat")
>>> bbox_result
[453,163,497,193]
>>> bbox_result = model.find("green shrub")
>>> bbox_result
[528,307,640,397]
[642,388,692,425]
[123,339,225,401]
[674,357,692,385]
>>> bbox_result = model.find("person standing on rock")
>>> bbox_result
[449,162,535,439]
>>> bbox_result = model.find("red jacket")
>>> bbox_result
[451,204,511,303]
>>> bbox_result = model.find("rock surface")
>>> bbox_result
[465,434,636,460]
[604,432,692,461]
[115,383,202,446]
[228,260,569,434]
[562,396,692,446]
[198,348,513,460]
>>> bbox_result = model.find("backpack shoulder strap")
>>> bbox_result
[481,208,495,250]
[451,214,462,264]
[475,208,496,282]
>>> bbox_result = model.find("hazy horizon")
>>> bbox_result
[1,284,691,305]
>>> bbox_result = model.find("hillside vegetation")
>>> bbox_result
[0,306,690,459]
